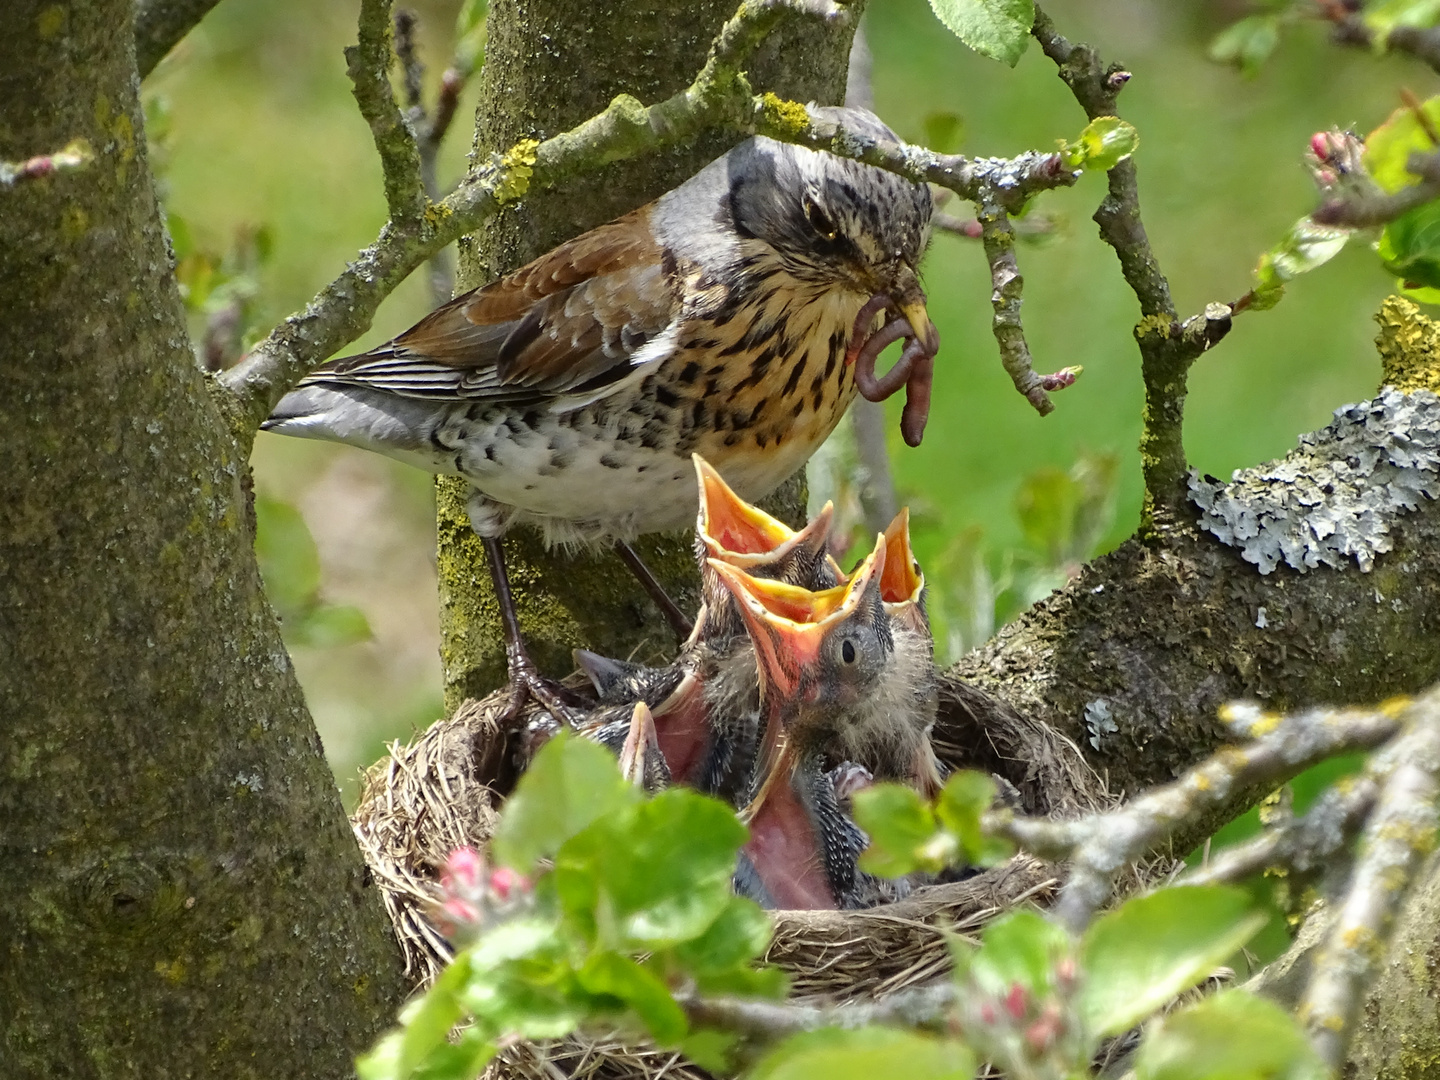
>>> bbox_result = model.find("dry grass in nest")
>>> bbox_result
[351,682,1115,1078]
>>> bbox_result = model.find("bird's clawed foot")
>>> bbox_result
[498,638,587,733]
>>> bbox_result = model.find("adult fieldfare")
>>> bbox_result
[263,107,936,721]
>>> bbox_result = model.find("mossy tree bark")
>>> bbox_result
[437,0,856,707]
[0,2,408,1077]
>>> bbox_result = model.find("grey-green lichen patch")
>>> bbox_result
[1189,388,1440,574]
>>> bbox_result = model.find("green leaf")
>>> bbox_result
[680,1029,738,1074]
[253,495,321,615]
[1365,97,1440,193]
[936,771,1013,865]
[491,733,638,873]
[672,895,773,974]
[554,788,745,947]
[467,917,556,969]
[411,1027,496,1080]
[1379,200,1440,290]
[959,908,1072,997]
[288,603,371,648]
[356,1031,406,1080]
[692,963,789,999]
[1398,281,1440,305]
[395,953,473,1078]
[927,0,1034,67]
[1135,989,1326,1080]
[1060,116,1139,172]
[752,1027,976,1080]
[454,0,489,76]
[1207,15,1280,76]
[921,112,965,155]
[461,970,582,1042]
[852,783,940,877]
[1249,217,1350,311]
[576,952,688,1044]
[1364,0,1440,41]
[1078,885,1266,1038]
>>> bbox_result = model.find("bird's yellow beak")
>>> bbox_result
[890,264,937,353]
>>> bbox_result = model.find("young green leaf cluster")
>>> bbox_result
[359,735,782,1080]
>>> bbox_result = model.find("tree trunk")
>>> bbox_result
[0,2,408,1076]
[436,0,857,707]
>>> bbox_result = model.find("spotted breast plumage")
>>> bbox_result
[263,105,937,716]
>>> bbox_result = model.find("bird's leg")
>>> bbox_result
[481,537,585,729]
[614,540,694,643]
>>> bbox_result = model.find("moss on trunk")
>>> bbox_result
[437,0,856,706]
[0,2,407,1075]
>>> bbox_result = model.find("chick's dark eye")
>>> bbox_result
[804,196,838,241]
[841,639,857,664]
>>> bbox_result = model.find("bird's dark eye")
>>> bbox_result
[804,195,838,241]
[841,638,857,664]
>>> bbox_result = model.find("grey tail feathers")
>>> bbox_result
[260,383,453,473]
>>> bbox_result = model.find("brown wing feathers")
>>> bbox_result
[305,207,679,402]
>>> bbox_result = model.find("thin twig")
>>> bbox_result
[679,982,955,1049]
[1313,149,1440,227]
[134,0,225,78]
[989,698,1409,933]
[1298,695,1440,1071]
[1329,8,1440,76]
[392,8,458,306]
[219,0,1080,438]
[933,212,984,238]
[1182,774,1379,888]
[1030,4,1234,535]
[980,201,1057,415]
[345,0,426,226]
[0,139,93,187]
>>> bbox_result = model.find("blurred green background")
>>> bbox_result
[145,0,1431,802]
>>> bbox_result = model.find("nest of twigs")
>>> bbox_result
[351,683,1114,1080]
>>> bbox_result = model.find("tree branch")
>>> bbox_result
[345,0,426,227]
[978,200,1075,415]
[392,8,464,306]
[678,982,956,1053]
[1298,693,1440,1070]
[989,697,1408,933]
[1329,9,1440,76]
[133,0,224,78]
[1182,772,1378,889]
[1031,4,1235,535]
[1313,149,1440,228]
[219,0,1080,438]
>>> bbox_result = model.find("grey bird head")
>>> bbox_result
[725,106,933,321]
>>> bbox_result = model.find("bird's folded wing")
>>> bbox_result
[302,208,681,404]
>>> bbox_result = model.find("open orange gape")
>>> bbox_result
[560,454,945,911]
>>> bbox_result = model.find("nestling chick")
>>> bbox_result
[710,541,895,909]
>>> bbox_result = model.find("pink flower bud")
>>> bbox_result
[1310,132,1332,162]
[1055,956,1076,987]
[489,866,531,900]
[1005,983,1028,1020]
[1024,1014,1062,1055]
[440,897,482,927]
[443,846,484,890]
[979,1002,997,1025]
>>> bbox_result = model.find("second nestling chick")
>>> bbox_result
[572,454,841,805]
[709,539,893,909]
